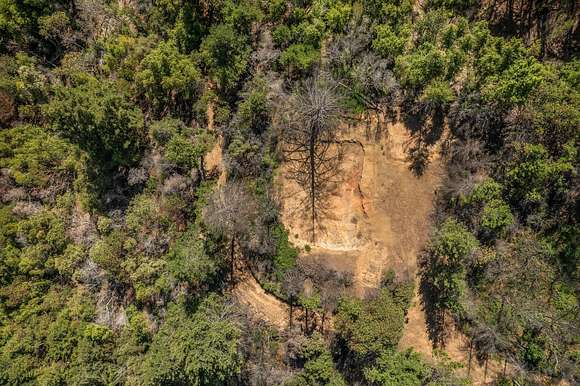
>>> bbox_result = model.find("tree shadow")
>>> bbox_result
[284,141,344,243]
[403,109,445,177]
[418,251,449,349]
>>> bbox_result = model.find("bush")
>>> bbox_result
[364,349,430,385]
[135,41,201,118]
[373,24,408,61]
[45,79,145,168]
[420,79,455,108]
[200,24,251,92]
[335,288,407,359]
[279,44,320,77]
[141,295,241,384]
[395,44,446,88]
[422,218,478,314]
[285,333,346,386]
[480,198,513,235]
[165,134,202,171]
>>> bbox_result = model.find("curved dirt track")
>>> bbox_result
[233,263,289,330]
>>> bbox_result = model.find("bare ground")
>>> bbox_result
[227,113,502,384]
[233,261,289,330]
[277,119,443,295]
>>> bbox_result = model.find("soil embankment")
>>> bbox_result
[229,114,502,384]
[277,119,443,296]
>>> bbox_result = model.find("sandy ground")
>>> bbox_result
[203,97,227,185]
[222,110,503,384]
[233,261,289,330]
[277,119,443,295]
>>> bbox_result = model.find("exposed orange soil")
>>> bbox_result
[233,261,289,330]
[203,96,227,185]
[277,118,443,295]
[220,105,502,384]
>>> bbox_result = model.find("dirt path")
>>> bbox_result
[203,95,227,185]
[232,263,289,329]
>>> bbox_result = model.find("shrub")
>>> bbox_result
[279,44,320,77]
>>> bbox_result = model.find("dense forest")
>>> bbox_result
[0,0,578,385]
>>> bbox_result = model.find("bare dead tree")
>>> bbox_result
[202,182,260,283]
[282,268,305,329]
[281,76,342,242]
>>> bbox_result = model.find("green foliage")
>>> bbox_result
[285,333,346,386]
[0,0,57,49]
[325,2,351,33]
[272,224,298,281]
[373,24,409,61]
[45,79,145,167]
[0,1,26,46]
[165,133,204,170]
[14,209,68,277]
[483,57,545,105]
[480,199,513,234]
[89,229,126,278]
[226,133,262,176]
[422,219,478,314]
[279,44,320,77]
[272,24,292,47]
[364,348,430,386]
[141,295,241,385]
[237,83,271,134]
[222,0,262,35]
[430,218,478,266]
[294,18,327,47]
[165,225,223,289]
[200,24,251,92]
[463,178,503,205]
[135,41,202,118]
[460,179,514,235]
[300,292,321,313]
[268,0,287,21]
[420,80,455,108]
[0,125,87,191]
[505,142,574,204]
[415,10,452,47]
[395,44,446,89]
[364,0,413,24]
[335,287,408,359]
[84,323,113,343]
[529,64,580,156]
[149,116,185,146]
[102,35,156,81]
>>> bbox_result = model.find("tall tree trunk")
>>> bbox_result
[484,357,489,384]
[230,237,235,283]
[289,300,293,329]
[468,338,473,376]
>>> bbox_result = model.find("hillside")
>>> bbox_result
[0,0,578,385]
